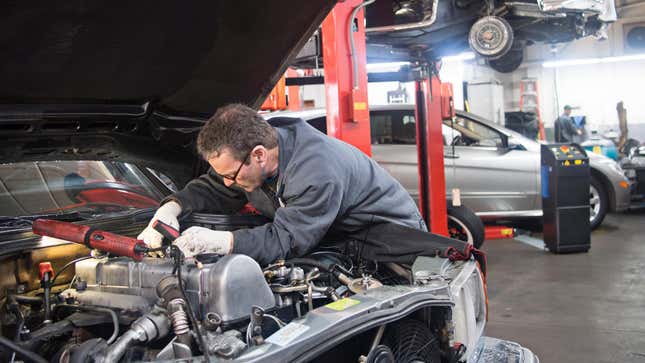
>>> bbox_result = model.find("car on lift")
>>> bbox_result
[363,0,617,72]
[0,2,536,363]
[268,104,631,230]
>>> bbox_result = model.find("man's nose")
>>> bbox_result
[224,178,235,187]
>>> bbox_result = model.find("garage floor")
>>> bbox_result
[483,210,645,363]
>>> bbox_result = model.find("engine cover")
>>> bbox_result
[64,255,275,324]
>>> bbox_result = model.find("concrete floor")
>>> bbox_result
[483,210,645,363]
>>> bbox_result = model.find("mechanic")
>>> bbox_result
[138,104,425,265]
[554,105,581,142]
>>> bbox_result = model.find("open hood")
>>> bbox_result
[0,1,335,185]
[1,1,335,115]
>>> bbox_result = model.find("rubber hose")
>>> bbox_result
[0,335,48,363]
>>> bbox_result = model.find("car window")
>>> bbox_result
[370,110,416,145]
[307,116,327,134]
[0,161,163,217]
[443,116,504,147]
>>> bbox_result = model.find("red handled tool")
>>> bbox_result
[152,220,180,242]
[32,219,148,261]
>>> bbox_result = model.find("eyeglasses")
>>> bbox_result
[219,149,252,182]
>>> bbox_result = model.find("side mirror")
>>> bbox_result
[508,143,526,151]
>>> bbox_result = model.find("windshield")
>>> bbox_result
[0,161,162,218]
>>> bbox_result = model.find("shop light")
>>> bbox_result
[442,52,475,63]
[543,53,645,68]
[365,62,409,72]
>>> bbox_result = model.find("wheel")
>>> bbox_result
[487,47,523,73]
[469,16,514,59]
[447,205,486,248]
[382,319,441,363]
[589,176,608,230]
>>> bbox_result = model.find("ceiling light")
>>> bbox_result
[442,52,476,63]
[365,62,409,72]
[543,53,645,68]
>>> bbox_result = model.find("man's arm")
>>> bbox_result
[162,169,248,215]
[231,180,343,265]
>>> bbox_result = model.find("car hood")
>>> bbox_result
[0,1,335,185]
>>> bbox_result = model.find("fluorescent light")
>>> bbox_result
[442,52,475,63]
[543,53,645,68]
[365,62,409,72]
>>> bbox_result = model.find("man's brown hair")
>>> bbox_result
[197,103,278,162]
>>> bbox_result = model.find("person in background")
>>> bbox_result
[554,105,581,143]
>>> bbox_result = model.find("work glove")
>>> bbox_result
[173,226,234,258]
[137,201,182,256]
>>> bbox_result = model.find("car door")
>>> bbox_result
[369,109,456,203]
[444,115,538,216]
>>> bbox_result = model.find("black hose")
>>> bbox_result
[284,258,333,272]
[285,258,354,278]
[11,295,43,306]
[51,256,93,287]
[0,335,48,363]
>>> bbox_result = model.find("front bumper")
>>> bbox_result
[471,337,539,363]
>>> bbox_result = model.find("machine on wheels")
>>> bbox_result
[541,143,591,253]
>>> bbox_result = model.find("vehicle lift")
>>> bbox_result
[277,0,513,240]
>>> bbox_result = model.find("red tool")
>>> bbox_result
[32,219,148,261]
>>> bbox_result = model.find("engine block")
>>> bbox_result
[63,254,275,324]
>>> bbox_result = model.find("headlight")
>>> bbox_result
[624,168,637,179]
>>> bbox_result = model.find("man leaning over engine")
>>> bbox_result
[138,103,425,266]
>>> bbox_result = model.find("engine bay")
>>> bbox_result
[0,247,405,362]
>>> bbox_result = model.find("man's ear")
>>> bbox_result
[251,145,268,163]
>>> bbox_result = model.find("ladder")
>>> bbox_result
[519,78,546,140]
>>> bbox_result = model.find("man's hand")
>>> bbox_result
[173,227,233,258]
[137,201,182,256]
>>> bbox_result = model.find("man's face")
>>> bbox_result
[207,147,265,192]
[564,108,572,116]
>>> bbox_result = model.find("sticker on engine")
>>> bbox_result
[266,322,310,346]
[325,297,360,311]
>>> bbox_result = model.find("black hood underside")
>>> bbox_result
[0,1,335,116]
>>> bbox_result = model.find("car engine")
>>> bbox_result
[0,248,389,362]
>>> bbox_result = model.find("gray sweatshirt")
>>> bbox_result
[168,117,425,265]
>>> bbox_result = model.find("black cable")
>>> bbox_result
[0,335,48,363]
[171,246,211,363]
[51,256,93,287]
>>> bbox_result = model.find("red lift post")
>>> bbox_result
[321,2,449,235]
[413,66,449,235]
[321,0,371,156]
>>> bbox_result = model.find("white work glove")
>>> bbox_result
[173,226,233,258]
[137,201,182,256]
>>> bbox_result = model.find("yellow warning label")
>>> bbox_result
[575,159,582,165]
[353,102,367,111]
[593,146,602,154]
[326,298,360,311]
[564,160,570,166]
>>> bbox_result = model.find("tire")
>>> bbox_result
[590,176,608,230]
[487,48,523,73]
[469,16,514,59]
[447,205,486,248]
[382,319,441,363]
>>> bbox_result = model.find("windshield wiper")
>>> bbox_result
[0,211,86,233]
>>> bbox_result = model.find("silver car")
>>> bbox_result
[268,105,631,229]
